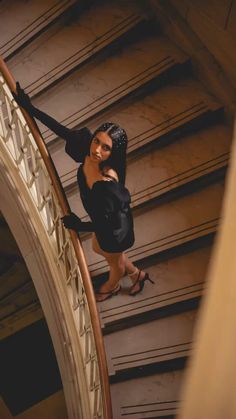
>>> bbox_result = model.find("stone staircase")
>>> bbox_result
[0,0,233,417]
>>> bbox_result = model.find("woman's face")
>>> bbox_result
[90,131,112,163]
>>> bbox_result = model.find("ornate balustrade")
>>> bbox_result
[0,57,112,419]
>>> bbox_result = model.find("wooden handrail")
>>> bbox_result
[0,56,112,419]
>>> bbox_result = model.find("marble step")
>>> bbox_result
[127,124,229,209]
[9,0,145,97]
[67,123,230,219]
[50,77,223,189]
[82,180,224,277]
[85,77,222,155]
[111,370,183,418]
[0,300,43,340]
[0,280,38,321]
[31,35,188,143]
[104,310,197,379]
[98,245,211,330]
[0,262,43,340]
[0,260,30,300]
[0,0,77,59]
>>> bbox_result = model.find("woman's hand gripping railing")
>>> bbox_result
[0,57,112,419]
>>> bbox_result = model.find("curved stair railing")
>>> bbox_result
[0,57,112,419]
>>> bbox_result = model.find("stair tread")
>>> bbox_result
[127,124,229,207]
[9,0,144,95]
[0,281,38,320]
[32,35,188,143]
[0,260,30,300]
[104,310,197,375]
[0,301,43,340]
[99,246,211,327]
[87,77,221,152]
[111,370,183,419]
[55,77,223,189]
[0,0,76,59]
[83,180,224,276]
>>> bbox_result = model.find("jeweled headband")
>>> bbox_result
[93,122,127,150]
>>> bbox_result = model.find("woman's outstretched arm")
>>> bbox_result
[13,82,72,140]
[29,106,72,140]
[13,82,92,162]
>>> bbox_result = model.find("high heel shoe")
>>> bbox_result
[129,270,154,296]
[95,283,121,302]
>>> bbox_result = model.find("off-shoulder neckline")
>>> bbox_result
[81,165,117,191]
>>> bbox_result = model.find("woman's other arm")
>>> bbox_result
[62,213,94,232]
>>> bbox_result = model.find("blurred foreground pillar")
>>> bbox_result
[178,118,236,419]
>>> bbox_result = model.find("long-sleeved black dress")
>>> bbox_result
[30,107,135,253]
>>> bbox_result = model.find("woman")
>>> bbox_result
[13,82,153,301]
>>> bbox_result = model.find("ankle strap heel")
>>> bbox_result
[145,273,154,284]
[128,267,139,279]
[129,270,154,296]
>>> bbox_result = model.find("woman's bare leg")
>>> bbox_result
[123,253,138,275]
[92,234,125,301]
[123,253,146,289]
[92,234,147,298]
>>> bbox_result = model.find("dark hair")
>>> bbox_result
[92,122,128,184]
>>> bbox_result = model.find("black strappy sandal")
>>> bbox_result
[128,268,154,296]
[95,283,121,302]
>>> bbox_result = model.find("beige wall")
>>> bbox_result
[171,0,236,90]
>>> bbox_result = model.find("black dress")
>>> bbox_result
[30,107,135,252]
